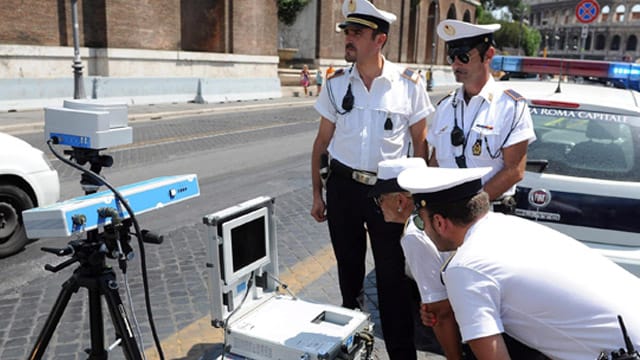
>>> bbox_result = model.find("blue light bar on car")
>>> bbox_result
[491,55,640,89]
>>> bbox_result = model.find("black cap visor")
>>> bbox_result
[368,178,404,198]
[339,13,389,33]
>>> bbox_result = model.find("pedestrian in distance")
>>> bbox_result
[310,0,434,358]
[315,67,323,96]
[369,157,465,360]
[300,64,311,96]
[398,165,640,360]
[427,20,536,214]
[325,64,335,80]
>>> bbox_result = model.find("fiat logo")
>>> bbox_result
[528,188,551,208]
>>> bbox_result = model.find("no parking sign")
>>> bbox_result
[575,0,600,24]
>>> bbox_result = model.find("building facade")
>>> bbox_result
[526,0,640,61]
[281,0,480,68]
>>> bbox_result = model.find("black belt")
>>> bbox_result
[330,160,377,186]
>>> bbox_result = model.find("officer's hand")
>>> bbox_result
[420,303,438,327]
[310,197,327,222]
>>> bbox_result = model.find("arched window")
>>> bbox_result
[595,34,606,50]
[631,4,640,20]
[615,5,626,22]
[611,35,621,50]
[627,35,638,51]
[585,34,592,50]
[601,5,610,22]
[447,4,456,19]
[463,10,471,22]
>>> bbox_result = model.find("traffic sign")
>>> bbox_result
[576,0,600,24]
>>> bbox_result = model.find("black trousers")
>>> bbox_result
[326,174,417,360]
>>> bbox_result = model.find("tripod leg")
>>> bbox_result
[100,273,143,360]
[87,282,108,359]
[28,276,80,360]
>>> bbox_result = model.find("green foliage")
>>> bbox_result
[278,0,310,26]
[477,5,541,56]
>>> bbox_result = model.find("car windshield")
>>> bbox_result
[528,107,640,182]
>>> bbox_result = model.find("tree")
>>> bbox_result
[477,3,541,56]
[278,0,310,26]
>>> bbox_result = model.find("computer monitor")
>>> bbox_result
[204,196,278,323]
[221,206,270,286]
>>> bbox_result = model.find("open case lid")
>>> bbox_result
[203,196,279,325]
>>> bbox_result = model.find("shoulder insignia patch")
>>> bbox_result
[437,90,455,106]
[401,68,419,84]
[328,68,345,80]
[504,89,525,101]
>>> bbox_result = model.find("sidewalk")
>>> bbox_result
[0,84,457,136]
[0,86,315,136]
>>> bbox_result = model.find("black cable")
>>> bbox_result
[46,139,165,360]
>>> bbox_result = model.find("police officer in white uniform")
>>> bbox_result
[370,158,462,359]
[310,1,434,358]
[398,166,640,360]
[428,20,536,211]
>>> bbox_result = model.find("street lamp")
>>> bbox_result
[71,0,86,99]
[427,1,439,91]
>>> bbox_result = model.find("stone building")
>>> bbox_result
[0,0,482,109]
[281,0,480,68]
[526,0,640,61]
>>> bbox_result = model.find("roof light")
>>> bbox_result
[531,100,580,109]
[491,56,640,90]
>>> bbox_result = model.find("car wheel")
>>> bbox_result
[0,184,34,257]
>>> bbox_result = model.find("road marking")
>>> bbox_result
[144,244,337,359]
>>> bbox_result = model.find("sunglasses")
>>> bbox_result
[446,47,474,65]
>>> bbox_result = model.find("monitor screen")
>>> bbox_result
[221,206,270,285]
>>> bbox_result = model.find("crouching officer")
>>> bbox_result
[310,1,434,359]
[427,19,536,213]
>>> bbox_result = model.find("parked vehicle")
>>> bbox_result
[492,56,640,276]
[0,132,59,257]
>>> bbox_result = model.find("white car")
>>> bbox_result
[0,132,59,257]
[491,56,640,276]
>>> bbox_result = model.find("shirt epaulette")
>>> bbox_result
[401,68,419,84]
[328,68,345,80]
[437,91,455,106]
[504,89,525,101]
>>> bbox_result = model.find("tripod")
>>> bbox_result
[28,147,143,360]
[28,237,142,360]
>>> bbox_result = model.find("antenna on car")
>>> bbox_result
[555,58,564,94]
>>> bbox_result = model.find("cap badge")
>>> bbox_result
[443,24,456,36]
[349,0,356,12]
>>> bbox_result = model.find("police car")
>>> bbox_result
[491,56,640,276]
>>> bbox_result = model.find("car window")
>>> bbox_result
[528,107,640,182]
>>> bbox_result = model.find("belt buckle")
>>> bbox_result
[352,171,377,185]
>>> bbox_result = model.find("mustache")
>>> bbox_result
[345,44,356,51]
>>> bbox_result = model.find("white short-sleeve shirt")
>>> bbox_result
[315,59,434,172]
[444,212,640,360]
[401,215,451,304]
[427,77,536,196]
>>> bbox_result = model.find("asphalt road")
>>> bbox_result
[0,91,452,360]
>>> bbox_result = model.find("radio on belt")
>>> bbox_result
[204,196,374,360]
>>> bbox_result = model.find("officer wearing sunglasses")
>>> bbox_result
[369,158,464,359]
[426,20,536,213]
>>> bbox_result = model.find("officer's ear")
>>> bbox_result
[483,46,496,63]
[374,31,388,47]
